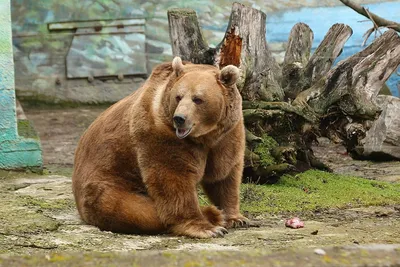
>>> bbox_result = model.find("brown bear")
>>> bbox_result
[72,57,248,238]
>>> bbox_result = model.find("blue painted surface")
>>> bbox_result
[0,89,17,141]
[266,1,400,96]
[0,0,42,171]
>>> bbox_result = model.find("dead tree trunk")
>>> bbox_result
[167,3,400,183]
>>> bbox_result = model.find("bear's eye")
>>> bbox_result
[193,97,203,105]
[176,96,182,102]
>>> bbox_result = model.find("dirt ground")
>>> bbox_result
[0,104,398,266]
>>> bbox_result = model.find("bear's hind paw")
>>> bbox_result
[201,206,225,227]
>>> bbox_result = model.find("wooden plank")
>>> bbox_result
[48,19,146,31]
[74,25,145,35]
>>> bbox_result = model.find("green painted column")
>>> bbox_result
[0,0,42,171]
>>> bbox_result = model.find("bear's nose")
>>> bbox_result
[173,115,186,127]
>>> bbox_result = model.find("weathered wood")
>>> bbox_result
[293,30,400,119]
[216,2,283,102]
[339,0,400,33]
[304,24,353,85]
[242,109,284,123]
[167,9,215,64]
[282,23,314,99]
[282,23,352,100]
[242,100,318,123]
[245,128,262,143]
[168,4,283,102]
[283,23,314,67]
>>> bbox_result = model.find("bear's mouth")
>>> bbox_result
[175,127,193,139]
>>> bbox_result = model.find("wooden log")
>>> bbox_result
[339,0,400,33]
[283,23,352,100]
[168,4,284,102]
[282,23,314,99]
[283,23,314,67]
[216,2,283,102]
[242,100,318,123]
[244,148,260,168]
[167,9,215,64]
[293,30,400,119]
[304,24,353,85]
[245,128,262,143]
[243,109,285,123]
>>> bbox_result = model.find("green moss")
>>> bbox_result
[0,169,43,181]
[184,261,202,267]
[47,254,71,263]
[240,170,400,214]
[19,196,75,211]
[43,164,74,177]
[0,197,60,235]
[168,8,197,16]
[253,135,279,167]
[198,189,210,206]
[17,120,39,140]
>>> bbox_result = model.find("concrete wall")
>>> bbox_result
[0,0,42,170]
[0,0,17,142]
[10,0,400,104]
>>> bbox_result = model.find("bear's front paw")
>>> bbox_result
[201,206,225,227]
[225,215,250,229]
[172,221,228,239]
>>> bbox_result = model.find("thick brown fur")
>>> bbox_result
[72,57,248,238]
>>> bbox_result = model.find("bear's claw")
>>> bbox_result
[226,216,251,229]
[233,219,248,228]
[212,226,229,237]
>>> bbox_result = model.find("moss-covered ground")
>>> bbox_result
[239,170,400,214]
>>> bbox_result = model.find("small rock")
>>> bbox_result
[314,248,326,255]
[311,230,318,235]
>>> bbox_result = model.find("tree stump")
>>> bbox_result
[168,3,400,183]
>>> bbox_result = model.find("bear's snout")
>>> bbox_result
[173,115,186,127]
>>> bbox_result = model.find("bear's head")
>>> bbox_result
[167,57,241,140]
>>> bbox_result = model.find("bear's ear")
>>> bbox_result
[219,65,240,86]
[172,56,184,77]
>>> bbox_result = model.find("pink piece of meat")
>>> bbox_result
[285,217,304,229]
